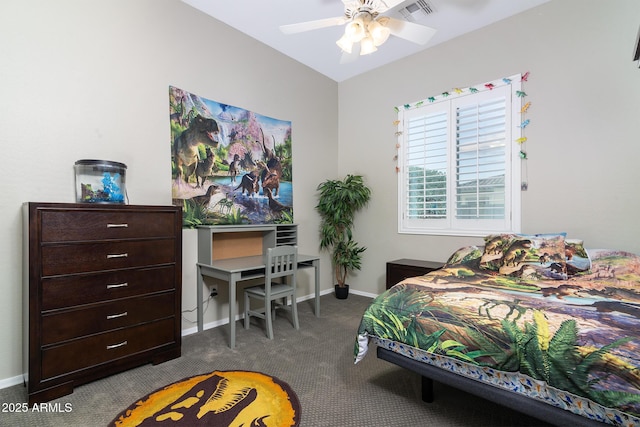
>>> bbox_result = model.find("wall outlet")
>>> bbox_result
[209,288,218,298]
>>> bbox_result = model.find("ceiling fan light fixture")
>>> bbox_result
[368,18,390,46]
[360,36,377,55]
[336,34,354,53]
[282,0,437,64]
[344,18,366,43]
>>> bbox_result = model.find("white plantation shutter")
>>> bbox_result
[453,92,506,224]
[398,78,521,236]
[406,111,448,220]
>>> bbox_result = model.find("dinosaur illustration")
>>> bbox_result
[192,184,219,208]
[228,154,240,184]
[485,235,510,255]
[195,147,215,188]
[476,298,530,321]
[541,284,581,299]
[264,187,291,217]
[214,193,236,215]
[502,239,532,267]
[174,114,220,184]
[259,131,282,197]
[234,171,259,197]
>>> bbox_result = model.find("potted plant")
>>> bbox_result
[316,174,371,299]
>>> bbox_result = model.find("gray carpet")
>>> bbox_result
[0,293,551,427]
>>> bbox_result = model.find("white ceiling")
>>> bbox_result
[182,0,551,82]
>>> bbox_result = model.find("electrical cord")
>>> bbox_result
[181,292,215,324]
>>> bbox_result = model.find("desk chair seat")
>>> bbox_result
[244,245,299,339]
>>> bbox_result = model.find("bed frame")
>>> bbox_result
[377,347,607,427]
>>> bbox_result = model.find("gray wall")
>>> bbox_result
[338,0,640,295]
[0,0,337,384]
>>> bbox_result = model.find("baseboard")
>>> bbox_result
[181,289,335,337]
[349,289,377,299]
[0,374,24,390]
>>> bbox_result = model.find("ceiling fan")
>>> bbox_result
[280,0,437,62]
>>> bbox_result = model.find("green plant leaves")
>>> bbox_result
[316,174,371,286]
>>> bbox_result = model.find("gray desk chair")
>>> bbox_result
[243,245,300,339]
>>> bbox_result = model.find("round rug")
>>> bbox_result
[110,370,301,427]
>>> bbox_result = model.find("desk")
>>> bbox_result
[196,254,320,348]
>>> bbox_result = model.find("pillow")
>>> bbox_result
[565,239,591,275]
[498,233,567,280]
[479,234,516,271]
[444,245,483,267]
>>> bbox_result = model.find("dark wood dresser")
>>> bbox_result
[23,202,182,404]
[386,259,444,289]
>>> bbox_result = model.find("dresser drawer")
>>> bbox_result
[40,209,177,242]
[41,318,176,380]
[41,239,175,276]
[41,292,175,345]
[41,265,176,310]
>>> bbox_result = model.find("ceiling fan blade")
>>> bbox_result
[280,16,348,34]
[384,17,436,45]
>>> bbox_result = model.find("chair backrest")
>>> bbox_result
[265,245,297,282]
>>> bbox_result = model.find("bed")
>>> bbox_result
[355,234,640,427]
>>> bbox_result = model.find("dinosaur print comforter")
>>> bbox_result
[355,248,640,426]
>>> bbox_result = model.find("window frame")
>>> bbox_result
[397,74,523,237]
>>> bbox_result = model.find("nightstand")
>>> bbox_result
[386,259,444,289]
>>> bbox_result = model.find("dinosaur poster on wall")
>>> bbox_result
[169,86,293,227]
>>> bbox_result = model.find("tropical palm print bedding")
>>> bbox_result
[355,248,640,425]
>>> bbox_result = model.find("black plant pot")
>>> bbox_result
[335,284,349,299]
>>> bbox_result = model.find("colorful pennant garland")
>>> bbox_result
[393,72,532,191]
[518,71,530,190]
[392,119,401,173]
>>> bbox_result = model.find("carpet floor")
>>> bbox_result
[0,293,551,427]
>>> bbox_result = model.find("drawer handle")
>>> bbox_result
[107,223,128,228]
[107,253,128,259]
[106,312,128,320]
[106,341,128,350]
[106,282,128,289]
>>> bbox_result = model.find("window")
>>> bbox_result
[398,75,522,236]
